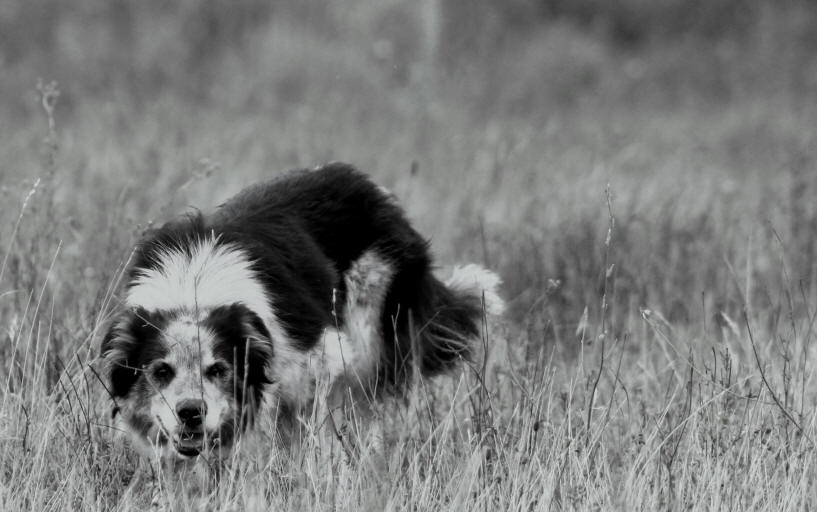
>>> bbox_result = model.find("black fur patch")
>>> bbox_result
[382,271,482,385]
[204,303,273,406]
[101,307,170,398]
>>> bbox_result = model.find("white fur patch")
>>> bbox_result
[126,236,288,344]
[333,251,392,379]
[445,264,505,316]
[315,327,350,380]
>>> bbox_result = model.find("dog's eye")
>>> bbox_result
[205,362,228,380]
[150,362,175,384]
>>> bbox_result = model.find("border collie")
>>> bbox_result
[101,162,503,462]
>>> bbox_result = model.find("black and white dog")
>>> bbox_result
[101,163,503,461]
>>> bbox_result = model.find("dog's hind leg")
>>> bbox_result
[311,250,395,506]
[315,249,394,409]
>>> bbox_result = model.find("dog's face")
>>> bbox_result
[102,303,272,460]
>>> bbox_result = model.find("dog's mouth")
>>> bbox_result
[172,430,213,457]
[171,429,232,458]
[152,416,237,459]
[174,435,203,457]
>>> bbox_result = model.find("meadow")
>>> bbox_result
[2,1,817,510]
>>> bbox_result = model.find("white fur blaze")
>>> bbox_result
[445,264,505,316]
[125,236,288,345]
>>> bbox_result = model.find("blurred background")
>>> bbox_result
[1,0,817,354]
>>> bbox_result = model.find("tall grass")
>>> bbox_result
[2,1,817,510]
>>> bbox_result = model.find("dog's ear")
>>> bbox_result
[100,307,166,398]
[100,310,140,398]
[240,307,274,388]
[206,304,273,391]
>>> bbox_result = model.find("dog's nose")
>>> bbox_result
[176,399,207,428]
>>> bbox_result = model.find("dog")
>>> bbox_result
[100,162,503,463]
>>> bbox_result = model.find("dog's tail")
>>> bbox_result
[407,265,504,377]
[444,265,505,317]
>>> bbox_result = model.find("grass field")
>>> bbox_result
[2,1,817,510]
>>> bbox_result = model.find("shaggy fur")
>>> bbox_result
[101,162,503,461]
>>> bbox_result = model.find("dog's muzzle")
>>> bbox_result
[174,399,208,456]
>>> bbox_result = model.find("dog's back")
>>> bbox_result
[211,162,503,390]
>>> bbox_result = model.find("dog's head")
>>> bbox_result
[102,303,272,460]
[99,226,286,460]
